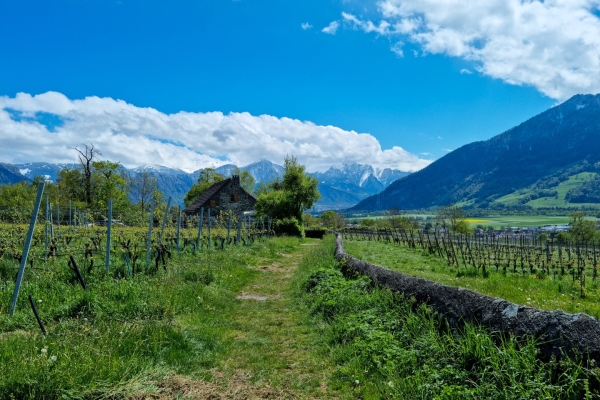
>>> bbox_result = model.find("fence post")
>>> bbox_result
[207,208,211,248]
[44,196,49,261]
[105,198,112,273]
[69,200,72,228]
[237,211,242,244]
[268,217,272,238]
[159,196,172,246]
[176,206,181,256]
[146,202,155,270]
[196,207,204,252]
[227,213,231,243]
[9,182,45,316]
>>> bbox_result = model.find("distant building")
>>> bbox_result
[183,175,256,217]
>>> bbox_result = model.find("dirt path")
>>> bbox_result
[146,241,348,400]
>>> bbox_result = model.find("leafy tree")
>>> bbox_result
[437,205,470,234]
[92,160,129,210]
[56,167,85,206]
[232,167,256,195]
[360,218,377,228]
[320,210,345,228]
[184,168,225,207]
[303,213,319,228]
[570,212,598,242]
[255,156,320,224]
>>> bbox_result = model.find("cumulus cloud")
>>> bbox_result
[0,92,432,173]
[322,21,340,35]
[337,1,600,100]
[301,22,313,30]
[460,68,473,75]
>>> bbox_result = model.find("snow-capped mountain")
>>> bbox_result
[15,162,78,182]
[242,160,285,183]
[2,159,410,210]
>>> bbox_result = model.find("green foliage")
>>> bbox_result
[183,168,225,207]
[0,229,304,398]
[359,218,377,228]
[232,167,256,195]
[437,205,471,234]
[301,243,599,398]
[273,216,304,237]
[570,211,599,242]
[302,213,319,228]
[320,210,345,228]
[255,156,320,225]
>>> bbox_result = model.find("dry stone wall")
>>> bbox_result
[335,234,600,362]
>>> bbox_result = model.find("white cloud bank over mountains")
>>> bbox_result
[0,92,432,173]
[333,0,600,100]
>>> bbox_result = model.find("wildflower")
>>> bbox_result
[37,299,42,303]
[50,355,57,362]
[41,347,48,354]
[354,380,359,385]
[388,381,394,388]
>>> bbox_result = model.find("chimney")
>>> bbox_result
[232,175,240,185]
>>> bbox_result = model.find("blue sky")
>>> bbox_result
[1,0,598,171]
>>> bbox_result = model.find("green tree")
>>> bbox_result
[303,213,319,228]
[570,212,598,242]
[320,210,345,228]
[255,156,320,224]
[437,205,470,234]
[92,160,129,210]
[232,167,256,195]
[184,168,225,207]
[360,218,377,228]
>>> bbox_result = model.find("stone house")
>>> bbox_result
[183,175,256,217]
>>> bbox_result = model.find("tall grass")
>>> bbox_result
[0,236,300,399]
[300,236,600,399]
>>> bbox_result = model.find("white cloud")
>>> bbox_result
[322,21,340,35]
[301,22,313,30]
[0,92,432,173]
[342,12,393,35]
[460,68,473,75]
[337,1,600,100]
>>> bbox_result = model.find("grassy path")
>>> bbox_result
[152,240,351,399]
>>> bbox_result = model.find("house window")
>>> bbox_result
[210,199,220,207]
[231,194,239,202]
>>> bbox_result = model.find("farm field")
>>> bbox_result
[343,238,600,318]
[1,221,599,398]
[0,231,354,399]
[352,213,581,228]
[468,215,574,228]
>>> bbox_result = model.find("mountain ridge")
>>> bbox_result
[352,93,600,211]
[2,160,409,210]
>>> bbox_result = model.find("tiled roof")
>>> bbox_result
[183,178,230,214]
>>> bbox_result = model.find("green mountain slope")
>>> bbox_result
[352,94,600,211]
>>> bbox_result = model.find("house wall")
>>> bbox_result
[207,177,256,216]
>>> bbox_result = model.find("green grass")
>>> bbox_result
[0,236,352,399]
[344,239,600,319]
[494,172,600,209]
[469,215,574,229]
[302,236,600,399]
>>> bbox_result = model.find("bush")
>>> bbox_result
[273,217,304,237]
